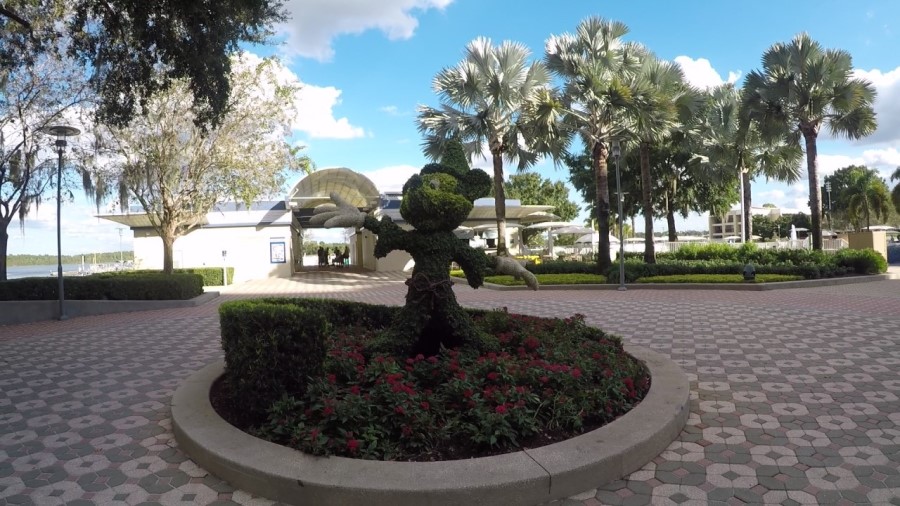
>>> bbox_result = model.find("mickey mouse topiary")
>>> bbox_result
[310,157,536,356]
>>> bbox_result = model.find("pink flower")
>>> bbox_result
[322,406,334,416]
[326,374,336,384]
[420,401,430,410]
[495,405,507,414]
[487,372,499,381]
[571,368,582,379]
[347,439,360,452]
[395,405,405,415]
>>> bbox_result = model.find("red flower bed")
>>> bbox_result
[233,310,650,461]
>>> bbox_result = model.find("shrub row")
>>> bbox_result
[484,273,607,286]
[636,274,804,284]
[218,298,397,419]
[0,272,203,301]
[124,267,234,285]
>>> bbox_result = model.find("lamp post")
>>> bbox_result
[42,125,80,320]
[824,180,832,232]
[118,228,124,263]
[611,139,626,292]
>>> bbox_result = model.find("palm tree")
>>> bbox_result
[742,33,877,250]
[417,37,565,256]
[545,16,643,272]
[847,169,891,230]
[891,167,900,215]
[701,85,803,240]
[628,53,700,262]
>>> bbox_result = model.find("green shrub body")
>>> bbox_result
[360,162,496,355]
[0,273,203,301]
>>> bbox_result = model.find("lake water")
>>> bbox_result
[5,264,83,280]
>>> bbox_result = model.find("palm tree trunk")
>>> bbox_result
[742,171,753,241]
[491,152,508,256]
[0,224,8,281]
[593,141,611,272]
[802,129,823,250]
[640,141,656,263]
[666,205,677,242]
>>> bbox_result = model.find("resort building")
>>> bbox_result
[100,167,552,281]
[708,206,803,240]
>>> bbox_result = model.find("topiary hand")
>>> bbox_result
[308,192,366,228]
[493,256,539,291]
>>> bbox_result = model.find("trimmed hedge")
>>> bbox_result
[126,267,234,285]
[218,298,397,420]
[831,248,887,274]
[219,299,330,419]
[0,273,203,301]
[484,273,607,286]
[525,260,599,275]
[636,274,804,284]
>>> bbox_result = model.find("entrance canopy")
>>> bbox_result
[288,167,381,228]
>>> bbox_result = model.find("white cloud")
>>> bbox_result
[359,164,420,192]
[234,51,365,139]
[379,105,401,116]
[279,0,453,61]
[674,56,741,89]
[295,84,366,139]
[852,66,900,145]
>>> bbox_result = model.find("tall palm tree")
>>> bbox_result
[628,53,700,262]
[545,16,643,272]
[701,85,803,240]
[891,167,900,215]
[847,170,891,230]
[742,33,877,250]
[417,37,565,256]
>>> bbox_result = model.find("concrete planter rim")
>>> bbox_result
[172,344,688,506]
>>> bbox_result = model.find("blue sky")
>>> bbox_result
[10,0,900,255]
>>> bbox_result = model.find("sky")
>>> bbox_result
[9,0,900,255]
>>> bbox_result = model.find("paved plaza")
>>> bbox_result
[1,271,899,505]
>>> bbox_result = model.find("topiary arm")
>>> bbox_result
[490,256,539,291]
[370,215,410,258]
[451,243,489,289]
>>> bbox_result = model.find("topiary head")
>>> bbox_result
[400,163,492,232]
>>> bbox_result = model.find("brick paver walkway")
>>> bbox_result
[1,272,899,505]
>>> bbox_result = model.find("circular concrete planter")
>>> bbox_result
[172,346,688,506]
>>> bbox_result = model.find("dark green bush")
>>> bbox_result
[128,267,234,285]
[484,273,607,286]
[831,248,888,274]
[0,273,203,301]
[636,274,804,283]
[219,299,332,420]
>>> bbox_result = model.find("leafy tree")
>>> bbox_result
[545,16,644,272]
[742,33,877,250]
[891,167,900,216]
[825,165,891,230]
[498,172,579,246]
[89,54,311,274]
[628,52,700,262]
[0,52,92,280]
[564,146,640,236]
[1,0,285,127]
[417,37,565,256]
[845,169,891,230]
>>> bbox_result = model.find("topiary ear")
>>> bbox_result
[421,162,468,180]
[460,169,492,201]
[402,174,423,195]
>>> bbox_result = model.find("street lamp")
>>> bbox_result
[42,125,80,320]
[824,180,832,232]
[611,139,626,292]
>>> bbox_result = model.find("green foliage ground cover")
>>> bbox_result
[215,298,649,461]
[480,273,607,286]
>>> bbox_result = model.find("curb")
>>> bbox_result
[453,273,893,291]
[0,291,219,326]
[172,346,688,506]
